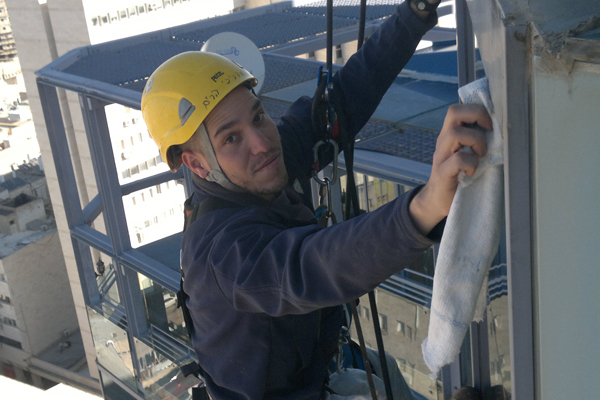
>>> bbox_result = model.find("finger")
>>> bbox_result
[437,150,480,179]
[444,103,493,132]
[436,125,488,160]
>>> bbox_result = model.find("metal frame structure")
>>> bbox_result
[37,79,195,399]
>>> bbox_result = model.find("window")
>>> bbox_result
[0,334,21,349]
[132,197,137,206]
[336,44,343,60]
[364,307,370,321]
[156,184,162,194]
[396,321,405,335]
[2,317,16,327]
[398,357,407,372]
[406,326,412,340]
[0,295,10,304]
[380,314,388,334]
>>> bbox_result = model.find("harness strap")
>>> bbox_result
[179,195,239,398]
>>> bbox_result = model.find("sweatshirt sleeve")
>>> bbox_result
[184,189,435,317]
[333,1,438,137]
[278,2,438,177]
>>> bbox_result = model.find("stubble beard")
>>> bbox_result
[232,149,289,199]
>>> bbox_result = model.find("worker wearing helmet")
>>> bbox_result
[142,1,490,399]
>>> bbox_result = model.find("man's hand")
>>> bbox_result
[411,0,441,21]
[409,104,492,235]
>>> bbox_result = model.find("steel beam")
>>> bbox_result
[455,0,476,87]
[36,80,100,306]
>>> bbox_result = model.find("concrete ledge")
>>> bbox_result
[29,357,102,396]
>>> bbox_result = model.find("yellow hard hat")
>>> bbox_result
[141,51,257,171]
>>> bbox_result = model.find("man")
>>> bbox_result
[141,1,491,399]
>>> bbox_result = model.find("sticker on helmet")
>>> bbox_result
[203,89,220,109]
[211,71,224,83]
[144,77,154,93]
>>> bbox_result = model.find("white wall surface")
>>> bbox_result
[531,59,600,400]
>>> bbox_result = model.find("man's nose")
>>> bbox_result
[247,127,270,155]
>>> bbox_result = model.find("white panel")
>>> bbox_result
[532,59,600,400]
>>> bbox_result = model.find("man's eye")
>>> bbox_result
[254,112,265,124]
[224,135,237,145]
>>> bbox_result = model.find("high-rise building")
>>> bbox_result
[0,161,89,391]
[0,0,17,61]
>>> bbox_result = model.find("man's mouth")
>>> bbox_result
[255,152,280,173]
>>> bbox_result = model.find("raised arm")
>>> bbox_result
[278,1,438,178]
[332,0,438,138]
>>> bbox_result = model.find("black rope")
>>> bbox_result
[357,0,367,51]
[342,1,395,399]
[326,0,333,68]
[369,291,394,400]
[351,301,379,400]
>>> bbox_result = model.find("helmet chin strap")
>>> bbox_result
[195,124,246,193]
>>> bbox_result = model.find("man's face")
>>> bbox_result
[203,86,288,199]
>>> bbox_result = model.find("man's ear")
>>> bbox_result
[180,150,211,179]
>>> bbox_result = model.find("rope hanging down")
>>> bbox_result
[311,1,394,399]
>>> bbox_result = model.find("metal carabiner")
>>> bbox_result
[316,178,337,227]
[312,139,339,186]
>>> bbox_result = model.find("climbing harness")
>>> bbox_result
[310,0,394,399]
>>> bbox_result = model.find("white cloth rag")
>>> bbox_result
[421,77,504,378]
